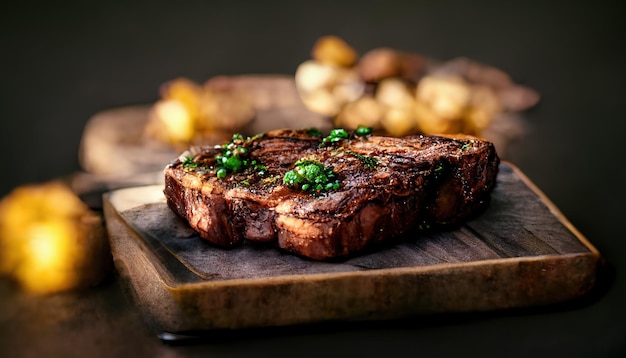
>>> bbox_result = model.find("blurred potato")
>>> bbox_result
[295,35,540,141]
[375,78,416,110]
[416,75,471,120]
[294,60,338,94]
[464,85,502,133]
[300,88,342,117]
[335,97,384,130]
[414,100,463,134]
[381,106,416,137]
[295,60,364,117]
[311,35,358,68]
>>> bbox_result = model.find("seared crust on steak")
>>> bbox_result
[163,128,499,260]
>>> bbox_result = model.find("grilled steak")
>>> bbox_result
[163,128,500,260]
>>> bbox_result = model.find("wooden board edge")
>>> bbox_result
[503,161,602,259]
[103,195,200,332]
[104,193,599,332]
[162,252,598,331]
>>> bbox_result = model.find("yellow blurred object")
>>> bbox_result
[414,75,504,135]
[381,107,416,137]
[161,77,203,120]
[0,182,110,295]
[464,85,502,133]
[150,99,195,143]
[416,75,471,120]
[373,78,418,136]
[375,78,416,110]
[311,35,358,68]
[145,77,254,148]
[295,60,364,117]
[300,88,342,117]
[334,97,384,130]
[414,100,463,134]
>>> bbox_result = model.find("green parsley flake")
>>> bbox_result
[321,128,350,145]
[346,151,378,170]
[213,133,266,179]
[306,128,323,137]
[355,125,373,136]
[283,160,340,194]
[182,156,198,168]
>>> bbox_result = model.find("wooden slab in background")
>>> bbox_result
[102,162,601,333]
[78,75,330,177]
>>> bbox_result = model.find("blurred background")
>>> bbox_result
[1,0,625,355]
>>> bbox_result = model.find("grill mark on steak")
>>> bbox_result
[163,128,500,260]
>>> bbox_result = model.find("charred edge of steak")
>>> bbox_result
[163,129,500,260]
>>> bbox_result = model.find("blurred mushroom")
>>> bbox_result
[357,47,428,83]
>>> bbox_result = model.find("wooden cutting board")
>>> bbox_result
[102,162,601,333]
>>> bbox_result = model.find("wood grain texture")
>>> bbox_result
[103,162,601,332]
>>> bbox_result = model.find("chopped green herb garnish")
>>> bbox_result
[321,128,350,146]
[212,133,267,179]
[216,168,228,179]
[283,159,340,195]
[320,126,373,146]
[182,156,198,168]
[249,133,264,141]
[346,151,378,170]
[183,132,268,180]
[255,164,268,176]
[306,128,323,137]
[355,125,373,137]
[182,155,209,172]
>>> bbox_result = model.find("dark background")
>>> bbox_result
[1,1,625,356]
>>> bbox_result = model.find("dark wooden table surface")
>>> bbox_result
[1,1,624,357]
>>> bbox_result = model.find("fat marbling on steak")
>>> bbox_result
[163,128,500,260]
